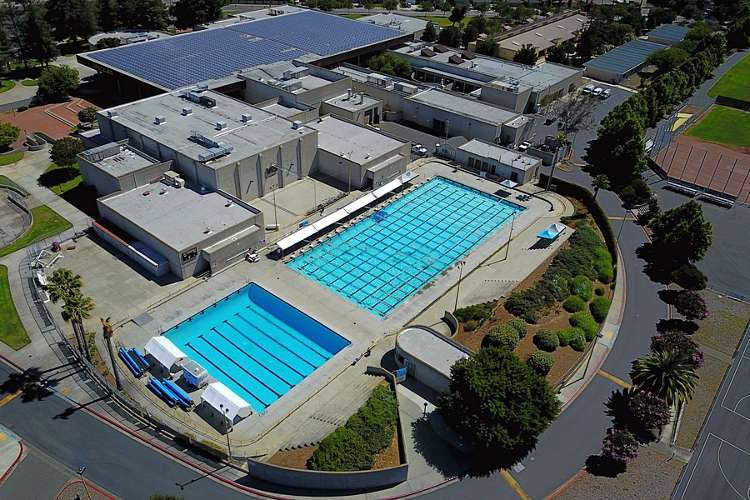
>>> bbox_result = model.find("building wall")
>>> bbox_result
[454,148,539,184]
[79,157,172,197]
[394,343,451,394]
[314,149,365,190]
[402,98,501,143]
[319,101,382,126]
[349,80,407,113]
[583,65,622,84]
[367,154,408,189]
[500,121,529,146]
[479,85,532,113]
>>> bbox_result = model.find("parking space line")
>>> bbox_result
[596,370,632,389]
[499,469,531,500]
[0,391,21,407]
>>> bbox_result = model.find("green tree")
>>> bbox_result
[65,292,95,360]
[117,0,169,30]
[449,6,466,26]
[45,0,98,42]
[658,290,709,321]
[419,1,433,11]
[77,106,97,125]
[513,44,537,65]
[671,264,707,291]
[438,348,560,474]
[592,174,610,199]
[50,136,83,165]
[437,26,462,47]
[601,428,639,464]
[97,0,120,32]
[545,41,573,64]
[630,349,697,407]
[649,201,713,263]
[95,37,122,49]
[646,47,688,75]
[363,0,374,11]
[22,5,59,67]
[422,21,438,43]
[0,122,20,150]
[367,53,411,78]
[48,269,87,356]
[383,0,399,11]
[37,65,80,102]
[170,0,223,30]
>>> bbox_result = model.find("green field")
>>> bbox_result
[708,53,750,103]
[417,15,468,27]
[40,163,82,195]
[0,79,15,93]
[0,265,31,350]
[686,105,750,149]
[21,79,38,86]
[0,205,72,258]
[0,151,24,166]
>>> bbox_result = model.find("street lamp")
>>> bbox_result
[453,260,466,313]
[222,406,233,460]
[504,212,516,261]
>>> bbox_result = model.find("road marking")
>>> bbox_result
[0,432,5,442]
[60,386,71,396]
[499,469,531,500]
[596,370,632,389]
[0,391,21,407]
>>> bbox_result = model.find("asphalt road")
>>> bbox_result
[673,326,750,499]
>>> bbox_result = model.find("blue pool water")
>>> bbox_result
[289,177,523,317]
[164,283,349,411]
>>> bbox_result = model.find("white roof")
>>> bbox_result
[144,336,186,369]
[200,382,252,421]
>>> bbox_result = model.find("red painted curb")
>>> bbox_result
[0,440,24,485]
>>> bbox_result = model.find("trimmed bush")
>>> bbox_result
[506,318,528,338]
[570,312,599,341]
[527,351,555,375]
[595,287,605,296]
[571,275,593,301]
[533,329,559,352]
[482,324,520,351]
[569,332,586,351]
[455,303,493,324]
[308,385,398,471]
[590,297,611,323]
[557,327,584,347]
[563,295,586,313]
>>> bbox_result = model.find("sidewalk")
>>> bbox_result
[0,425,24,486]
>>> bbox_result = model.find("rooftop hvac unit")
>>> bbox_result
[81,142,120,162]
[292,120,303,130]
[241,113,252,123]
[182,107,193,116]
[198,142,234,162]
[367,73,391,87]
[154,115,166,125]
[279,79,302,91]
[268,7,284,16]
[394,82,418,95]
[215,121,227,130]
[190,131,220,148]
[282,67,309,80]
[107,110,118,118]
[183,90,203,104]
[199,95,216,108]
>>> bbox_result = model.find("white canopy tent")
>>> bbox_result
[200,382,253,422]
[144,336,186,371]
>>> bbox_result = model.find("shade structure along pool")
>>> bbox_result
[289,177,523,317]
[164,283,349,411]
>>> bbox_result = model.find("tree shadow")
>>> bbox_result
[585,455,626,477]
[37,166,79,189]
[657,318,699,335]
[0,367,56,402]
[411,415,468,478]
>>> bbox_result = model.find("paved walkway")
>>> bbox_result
[0,425,23,486]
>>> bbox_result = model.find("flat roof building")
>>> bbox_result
[454,138,541,184]
[357,13,429,38]
[395,326,471,394]
[306,115,409,189]
[495,13,588,61]
[646,24,689,46]
[96,89,318,202]
[78,141,172,196]
[583,39,667,83]
[96,182,264,279]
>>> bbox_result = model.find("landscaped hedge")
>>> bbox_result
[527,351,555,375]
[557,327,584,347]
[506,318,528,338]
[571,275,593,301]
[481,324,520,351]
[590,297,612,323]
[569,312,599,341]
[308,385,398,471]
[563,295,586,313]
[533,330,559,352]
[455,302,494,331]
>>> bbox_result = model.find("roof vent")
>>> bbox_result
[225,200,233,207]
[154,115,166,125]
[292,120,303,130]
[241,113,252,123]
[216,121,227,130]
[107,110,118,118]
[182,107,192,116]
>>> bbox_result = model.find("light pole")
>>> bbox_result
[453,260,466,313]
[223,406,233,459]
[504,212,516,261]
[617,209,629,242]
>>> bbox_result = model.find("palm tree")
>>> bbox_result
[101,317,122,390]
[48,268,86,355]
[592,174,611,199]
[67,292,95,361]
[630,349,697,407]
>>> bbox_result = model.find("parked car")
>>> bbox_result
[411,144,428,155]
[582,84,595,94]
[601,89,611,99]
[592,87,603,97]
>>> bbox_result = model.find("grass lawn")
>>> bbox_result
[686,105,750,148]
[0,151,24,166]
[708,52,750,103]
[0,79,15,93]
[0,205,72,258]
[21,79,38,86]
[40,162,82,195]
[0,174,28,195]
[417,15,467,27]
[0,265,31,350]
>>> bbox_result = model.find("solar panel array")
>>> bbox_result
[584,39,666,77]
[227,10,403,57]
[85,10,403,90]
[646,24,689,44]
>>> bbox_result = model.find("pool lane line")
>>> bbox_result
[210,328,296,388]
[199,334,284,398]
[235,309,330,363]
[183,340,270,409]
[219,320,309,379]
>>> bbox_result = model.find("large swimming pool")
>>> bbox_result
[289,177,523,317]
[164,283,349,411]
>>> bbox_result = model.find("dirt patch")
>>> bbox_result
[372,427,401,469]
[555,446,683,500]
[268,445,317,469]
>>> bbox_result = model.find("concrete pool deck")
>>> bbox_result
[95,160,568,459]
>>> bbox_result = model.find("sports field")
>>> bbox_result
[708,53,750,103]
[686,105,750,149]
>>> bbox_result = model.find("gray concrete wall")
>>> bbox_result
[454,148,539,184]
[394,342,451,394]
[367,154,408,189]
[350,81,405,113]
[91,221,169,277]
[402,99,500,143]
[583,65,621,84]
[315,149,365,189]
[78,158,122,196]
[479,85,532,113]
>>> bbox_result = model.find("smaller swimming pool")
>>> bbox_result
[165,283,349,411]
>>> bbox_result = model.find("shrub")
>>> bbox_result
[563,295,586,313]
[601,428,639,464]
[569,332,586,351]
[506,318,528,338]
[651,331,704,368]
[533,330,559,352]
[658,290,708,321]
[594,247,614,283]
[37,65,80,102]
[595,287,605,296]
[557,327,583,347]
[571,275,593,301]
[671,264,707,291]
[455,303,493,324]
[0,122,20,150]
[627,390,672,430]
[77,106,97,124]
[482,324,520,351]
[308,385,398,471]
[590,297,611,323]
[527,351,555,375]
[656,318,699,335]
[504,288,548,323]
[570,312,599,341]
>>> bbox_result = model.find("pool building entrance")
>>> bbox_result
[289,177,523,317]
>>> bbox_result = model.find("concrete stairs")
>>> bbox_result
[278,372,384,450]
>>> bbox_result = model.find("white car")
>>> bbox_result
[411,144,428,155]
[582,84,595,94]
[601,89,611,99]
[592,87,604,97]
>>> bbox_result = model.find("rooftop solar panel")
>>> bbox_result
[646,24,689,43]
[88,29,307,89]
[584,39,666,76]
[227,10,403,57]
